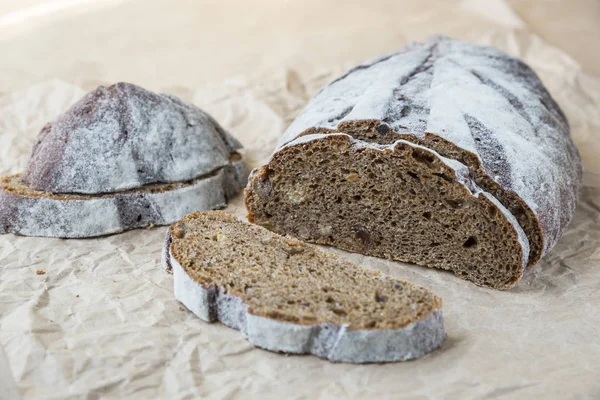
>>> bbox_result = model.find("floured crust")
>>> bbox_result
[1,82,248,238]
[0,159,248,238]
[162,212,445,363]
[275,36,583,266]
[22,82,243,194]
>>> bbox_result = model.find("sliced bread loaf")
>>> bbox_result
[162,211,445,363]
[245,36,582,289]
[0,83,248,238]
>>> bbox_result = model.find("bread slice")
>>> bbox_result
[245,36,582,288]
[246,135,529,289]
[0,156,246,238]
[162,211,445,363]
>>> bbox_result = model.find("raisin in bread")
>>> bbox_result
[245,36,582,289]
[0,83,248,238]
[162,211,445,363]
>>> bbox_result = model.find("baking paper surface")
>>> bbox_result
[1,0,599,398]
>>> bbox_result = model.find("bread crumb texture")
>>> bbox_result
[169,211,441,330]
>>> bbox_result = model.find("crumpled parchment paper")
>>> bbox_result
[0,0,599,398]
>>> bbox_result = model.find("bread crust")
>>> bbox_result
[22,82,243,194]
[0,160,247,238]
[259,36,582,267]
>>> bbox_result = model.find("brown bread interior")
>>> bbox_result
[168,211,441,330]
[328,122,543,267]
[245,135,525,289]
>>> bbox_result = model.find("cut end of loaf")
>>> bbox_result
[309,122,545,268]
[245,134,527,289]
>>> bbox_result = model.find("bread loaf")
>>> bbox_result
[22,82,242,194]
[163,211,445,363]
[0,83,248,238]
[245,36,582,289]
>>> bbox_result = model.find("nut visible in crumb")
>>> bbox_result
[172,226,185,239]
[346,173,360,182]
[353,225,372,247]
[215,232,226,241]
[297,226,310,239]
[256,176,273,196]
[254,220,273,230]
[287,186,307,205]
[282,242,305,256]
[35,268,46,275]
[319,225,332,236]
[260,235,272,245]
[375,292,388,303]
